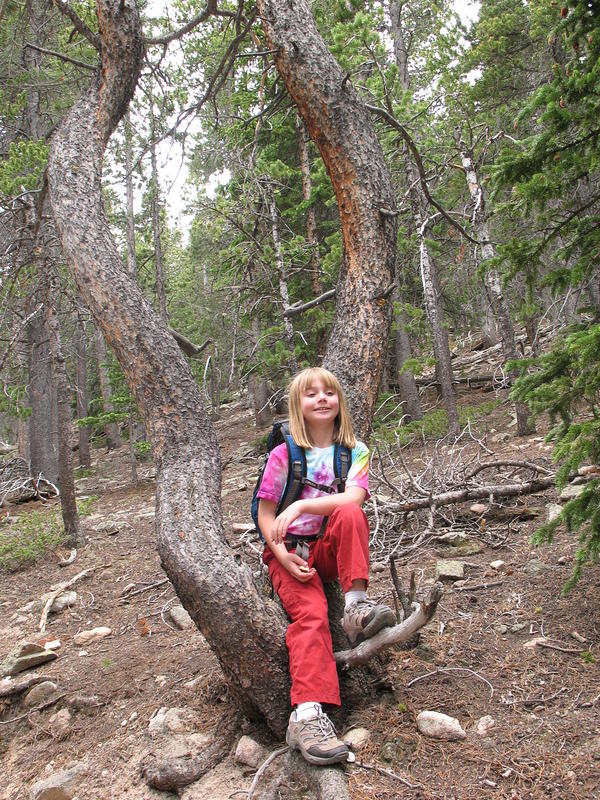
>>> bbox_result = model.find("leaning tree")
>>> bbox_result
[46,0,437,772]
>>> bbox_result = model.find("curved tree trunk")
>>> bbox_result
[257,0,398,438]
[46,0,291,738]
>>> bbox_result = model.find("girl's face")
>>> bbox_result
[300,378,339,430]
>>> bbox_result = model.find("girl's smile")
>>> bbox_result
[300,379,339,429]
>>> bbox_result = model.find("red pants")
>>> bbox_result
[263,504,370,707]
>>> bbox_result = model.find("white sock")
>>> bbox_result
[344,589,367,609]
[294,702,321,721]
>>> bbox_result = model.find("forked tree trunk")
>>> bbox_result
[257,0,398,438]
[47,0,291,738]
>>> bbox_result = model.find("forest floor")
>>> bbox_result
[1,373,600,800]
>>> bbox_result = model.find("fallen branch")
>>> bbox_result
[382,476,556,514]
[334,583,443,667]
[353,760,423,790]
[247,745,289,800]
[119,577,170,600]
[58,548,77,567]
[406,666,494,699]
[536,641,583,655]
[39,568,93,633]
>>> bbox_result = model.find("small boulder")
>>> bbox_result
[73,627,111,645]
[343,727,371,751]
[169,606,194,630]
[41,591,77,614]
[234,735,268,768]
[547,503,563,523]
[48,708,71,736]
[370,561,386,574]
[417,711,466,741]
[474,715,495,736]
[1,642,57,678]
[523,558,548,577]
[24,681,58,708]
[435,560,465,582]
[29,764,84,800]
[560,483,585,500]
[489,560,505,571]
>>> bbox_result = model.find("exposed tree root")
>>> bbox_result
[142,708,241,791]
[249,750,352,800]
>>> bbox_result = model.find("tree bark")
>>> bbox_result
[47,0,291,738]
[257,0,398,438]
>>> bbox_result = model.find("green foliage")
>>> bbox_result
[77,495,98,516]
[0,139,49,196]
[0,509,66,572]
[512,324,600,587]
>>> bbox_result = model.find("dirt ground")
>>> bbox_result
[1,387,599,800]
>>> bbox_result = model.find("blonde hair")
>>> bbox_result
[288,367,356,449]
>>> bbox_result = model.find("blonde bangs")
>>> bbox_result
[288,367,356,450]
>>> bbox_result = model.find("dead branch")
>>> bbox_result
[58,548,77,567]
[119,577,170,600]
[334,583,443,667]
[0,458,59,506]
[247,746,289,800]
[50,0,101,49]
[352,760,423,790]
[169,328,213,358]
[39,568,93,633]
[406,667,494,698]
[283,289,336,317]
[23,43,97,71]
[145,0,223,46]
[382,476,555,514]
[464,460,552,481]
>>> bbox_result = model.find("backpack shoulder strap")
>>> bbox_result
[277,422,307,515]
[333,443,352,493]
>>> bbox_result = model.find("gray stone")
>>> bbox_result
[169,606,194,630]
[48,708,71,736]
[41,591,77,614]
[95,520,120,534]
[510,622,528,634]
[1,642,57,677]
[24,681,58,707]
[474,715,495,736]
[524,558,549,576]
[148,707,197,737]
[29,764,84,800]
[560,483,585,500]
[370,561,386,574]
[73,627,111,645]
[435,560,465,582]
[547,503,563,523]
[234,735,268,768]
[494,624,508,635]
[343,727,371,751]
[417,710,466,741]
[437,531,468,546]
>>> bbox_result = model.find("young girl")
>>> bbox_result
[257,367,395,765]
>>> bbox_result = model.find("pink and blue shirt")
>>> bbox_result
[257,441,370,538]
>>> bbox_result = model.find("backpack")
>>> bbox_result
[251,420,351,539]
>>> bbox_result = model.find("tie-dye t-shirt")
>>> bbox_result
[256,441,370,538]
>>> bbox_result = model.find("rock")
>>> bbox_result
[48,708,71,736]
[29,764,84,800]
[474,715,495,736]
[40,591,77,614]
[510,622,528,633]
[416,711,466,741]
[439,539,484,556]
[435,560,465,582]
[343,727,371,751]
[18,599,44,614]
[73,627,111,645]
[547,503,563,523]
[437,531,468,546]
[169,606,194,630]
[231,522,254,532]
[524,558,549,576]
[494,624,508,635]
[42,640,61,651]
[470,503,487,515]
[234,735,268,768]
[95,520,120,534]
[148,707,198,737]
[490,560,505,571]
[370,561,386,574]
[67,693,103,713]
[1,642,58,677]
[560,483,585,500]
[24,681,58,707]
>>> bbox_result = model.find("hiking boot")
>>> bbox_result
[342,598,396,646]
[286,707,350,765]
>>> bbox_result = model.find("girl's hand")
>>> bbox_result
[282,551,315,582]
[271,501,303,544]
